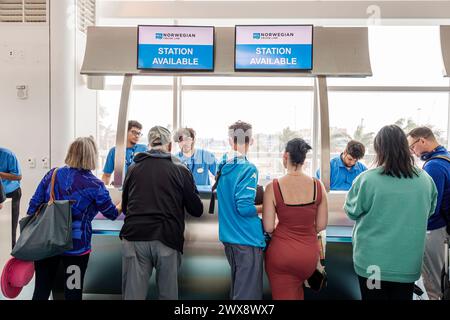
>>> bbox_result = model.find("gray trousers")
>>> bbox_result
[224,243,263,300]
[121,239,181,300]
[422,226,448,300]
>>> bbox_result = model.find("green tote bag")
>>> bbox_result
[11,168,73,261]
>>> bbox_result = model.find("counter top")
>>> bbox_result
[92,219,352,243]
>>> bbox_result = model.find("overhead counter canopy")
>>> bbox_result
[81,26,372,77]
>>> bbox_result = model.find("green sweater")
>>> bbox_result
[344,167,437,283]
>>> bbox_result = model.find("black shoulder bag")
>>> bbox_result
[208,169,222,214]
[208,166,265,214]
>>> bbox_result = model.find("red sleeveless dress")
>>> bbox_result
[265,178,321,300]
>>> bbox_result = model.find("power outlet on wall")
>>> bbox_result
[41,157,49,169]
[6,48,25,61]
[16,85,28,99]
[27,158,36,169]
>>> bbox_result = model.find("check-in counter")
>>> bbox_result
[84,187,360,299]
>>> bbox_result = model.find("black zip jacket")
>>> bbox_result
[119,149,203,253]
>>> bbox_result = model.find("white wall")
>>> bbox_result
[50,0,97,164]
[0,25,50,215]
[50,0,76,167]
[0,1,98,217]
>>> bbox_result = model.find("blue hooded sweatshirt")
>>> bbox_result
[421,146,450,230]
[216,154,265,248]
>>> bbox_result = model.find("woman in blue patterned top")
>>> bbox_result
[28,137,120,300]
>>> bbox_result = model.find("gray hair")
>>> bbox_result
[148,126,172,147]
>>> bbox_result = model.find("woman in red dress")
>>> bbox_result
[263,138,328,300]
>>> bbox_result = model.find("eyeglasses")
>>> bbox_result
[178,135,193,143]
[130,130,143,137]
[409,139,420,150]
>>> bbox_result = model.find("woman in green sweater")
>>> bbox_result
[344,125,437,300]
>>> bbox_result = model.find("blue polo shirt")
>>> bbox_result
[0,147,21,194]
[176,148,217,186]
[316,154,367,191]
[103,144,147,175]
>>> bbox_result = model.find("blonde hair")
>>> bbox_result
[64,137,98,170]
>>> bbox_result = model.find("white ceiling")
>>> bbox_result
[97,1,450,21]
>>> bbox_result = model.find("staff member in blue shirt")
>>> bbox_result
[173,127,218,186]
[101,120,147,185]
[0,147,22,249]
[407,127,450,300]
[316,140,367,191]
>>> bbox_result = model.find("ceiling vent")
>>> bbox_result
[0,0,47,23]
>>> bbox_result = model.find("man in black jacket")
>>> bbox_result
[120,125,203,300]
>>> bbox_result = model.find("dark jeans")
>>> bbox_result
[6,187,21,249]
[32,254,90,300]
[358,275,414,300]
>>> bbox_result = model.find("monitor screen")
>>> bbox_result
[137,25,215,71]
[235,25,313,71]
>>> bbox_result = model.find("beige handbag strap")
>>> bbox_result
[48,168,59,205]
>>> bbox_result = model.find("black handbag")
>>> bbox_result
[11,168,73,261]
[305,234,327,292]
[306,266,327,292]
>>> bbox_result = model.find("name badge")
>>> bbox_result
[197,167,204,174]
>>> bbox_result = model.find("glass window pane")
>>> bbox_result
[329,91,449,168]
[98,90,173,173]
[182,90,313,184]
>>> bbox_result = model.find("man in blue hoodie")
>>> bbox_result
[408,127,450,300]
[216,121,265,300]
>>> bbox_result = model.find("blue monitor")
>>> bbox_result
[235,25,313,71]
[137,25,215,71]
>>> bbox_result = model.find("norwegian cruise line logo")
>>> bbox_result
[252,32,294,40]
[155,32,196,40]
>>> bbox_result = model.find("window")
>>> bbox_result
[97,85,173,173]
[95,26,450,188]
[329,91,449,168]
[181,89,313,185]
